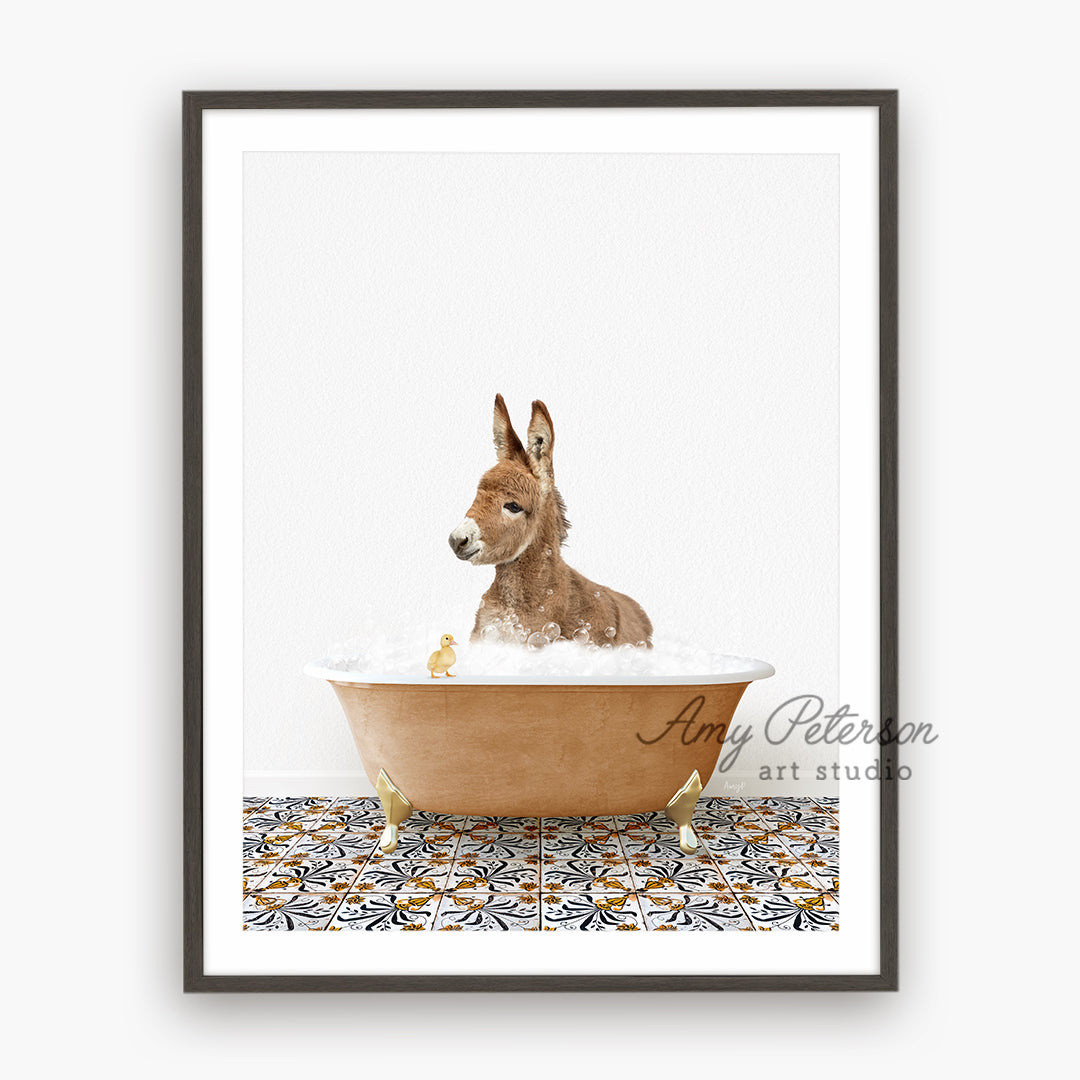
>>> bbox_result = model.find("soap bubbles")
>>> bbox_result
[604,626,616,639]
[318,617,757,681]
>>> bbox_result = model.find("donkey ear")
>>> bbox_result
[493,393,527,464]
[526,400,555,486]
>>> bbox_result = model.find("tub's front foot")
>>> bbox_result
[663,769,703,854]
[375,769,414,854]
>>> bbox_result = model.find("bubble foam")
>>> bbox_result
[318,621,764,679]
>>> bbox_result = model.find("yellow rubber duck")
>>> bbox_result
[426,633,459,678]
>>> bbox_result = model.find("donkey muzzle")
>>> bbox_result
[449,519,482,561]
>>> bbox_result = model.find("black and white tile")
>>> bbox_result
[628,857,732,895]
[434,892,540,931]
[447,858,541,893]
[639,892,754,931]
[328,892,441,931]
[242,795,839,931]
[261,858,362,894]
[540,892,646,931]
[736,891,840,931]
[720,859,822,894]
[290,830,383,859]
[542,859,636,894]
[458,832,541,859]
[353,858,453,893]
[242,891,343,930]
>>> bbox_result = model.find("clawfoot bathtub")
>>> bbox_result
[303,662,774,854]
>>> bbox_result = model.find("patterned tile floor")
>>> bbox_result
[243,795,839,931]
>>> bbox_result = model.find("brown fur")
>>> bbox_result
[449,395,653,647]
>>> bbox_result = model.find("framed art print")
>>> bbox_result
[183,90,898,990]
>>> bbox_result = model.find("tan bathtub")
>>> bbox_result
[304,661,773,854]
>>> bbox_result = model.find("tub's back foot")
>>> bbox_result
[375,769,414,854]
[663,769,703,854]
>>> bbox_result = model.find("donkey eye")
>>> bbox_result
[504,501,524,514]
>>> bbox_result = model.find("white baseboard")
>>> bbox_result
[244,770,837,801]
[244,771,376,798]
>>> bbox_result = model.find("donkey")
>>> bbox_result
[448,395,653,647]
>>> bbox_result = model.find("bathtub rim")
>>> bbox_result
[302,656,775,686]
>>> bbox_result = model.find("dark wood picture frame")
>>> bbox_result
[183,89,898,991]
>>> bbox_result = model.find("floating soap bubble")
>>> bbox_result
[572,627,590,644]
[480,625,500,643]
[538,606,545,613]
[542,621,561,641]
[545,548,552,556]
[593,591,601,598]
[527,632,547,650]
[546,588,553,595]
[604,626,616,639]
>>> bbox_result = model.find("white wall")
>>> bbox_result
[7,0,1073,1075]
[242,150,840,793]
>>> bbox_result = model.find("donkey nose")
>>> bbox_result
[449,518,481,560]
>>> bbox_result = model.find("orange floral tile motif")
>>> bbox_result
[242,795,839,931]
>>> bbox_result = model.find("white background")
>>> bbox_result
[242,148,842,788]
[4,0,1074,1075]
[200,110,879,979]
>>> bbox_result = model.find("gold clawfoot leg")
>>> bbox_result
[663,769,703,854]
[375,768,414,854]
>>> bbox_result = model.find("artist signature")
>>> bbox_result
[636,695,721,746]
[635,696,753,772]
